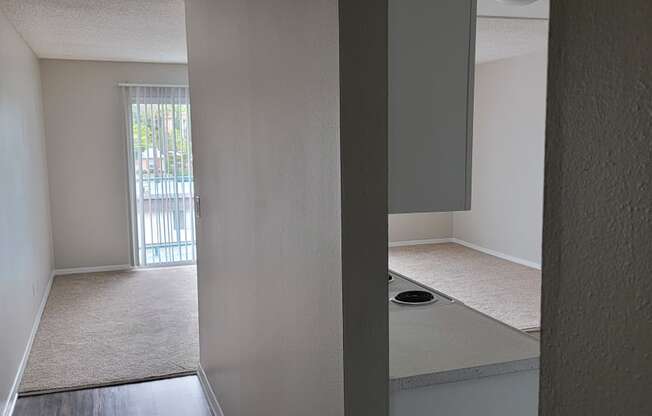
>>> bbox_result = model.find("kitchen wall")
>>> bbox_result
[453,52,547,266]
[186,0,388,414]
[0,11,54,415]
[388,53,547,267]
[541,1,652,413]
[39,60,188,270]
[389,213,452,243]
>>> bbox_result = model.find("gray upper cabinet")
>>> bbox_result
[389,0,476,213]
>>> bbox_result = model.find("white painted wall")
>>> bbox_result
[0,11,54,415]
[390,53,547,267]
[187,0,388,414]
[389,213,452,243]
[453,52,547,266]
[39,60,188,270]
[186,1,343,414]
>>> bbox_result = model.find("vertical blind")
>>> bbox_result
[122,85,196,266]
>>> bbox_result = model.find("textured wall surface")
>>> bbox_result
[0,10,54,414]
[540,1,652,414]
[40,60,187,270]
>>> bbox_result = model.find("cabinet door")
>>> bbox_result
[389,0,476,213]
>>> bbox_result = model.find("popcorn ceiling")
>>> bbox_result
[476,17,548,63]
[0,0,187,63]
[0,1,547,65]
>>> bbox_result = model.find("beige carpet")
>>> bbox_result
[389,243,541,330]
[19,266,199,395]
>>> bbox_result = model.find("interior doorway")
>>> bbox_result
[123,85,197,266]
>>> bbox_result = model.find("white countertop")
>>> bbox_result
[389,271,540,391]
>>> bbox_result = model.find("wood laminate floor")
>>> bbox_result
[13,375,212,416]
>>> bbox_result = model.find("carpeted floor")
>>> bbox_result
[389,243,541,330]
[19,266,199,395]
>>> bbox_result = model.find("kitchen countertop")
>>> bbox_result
[388,242,541,331]
[389,271,540,391]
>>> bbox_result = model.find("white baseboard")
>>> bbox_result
[197,364,225,416]
[54,264,132,276]
[451,238,541,270]
[2,270,55,416]
[388,238,453,247]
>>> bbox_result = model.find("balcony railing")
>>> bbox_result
[136,175,194,199]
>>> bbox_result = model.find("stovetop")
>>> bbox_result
[388,269,540,390]
[388,270,455,307]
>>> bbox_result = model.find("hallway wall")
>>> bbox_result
[39,60,188,270]
[0,10,54,415]
[541,1,652,413]
[186,0,388,414]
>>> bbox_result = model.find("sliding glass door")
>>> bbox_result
[122,85,196,266]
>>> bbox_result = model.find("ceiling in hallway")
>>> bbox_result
[0,0,187,63]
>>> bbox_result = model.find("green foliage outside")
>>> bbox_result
[132,103,192,177]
